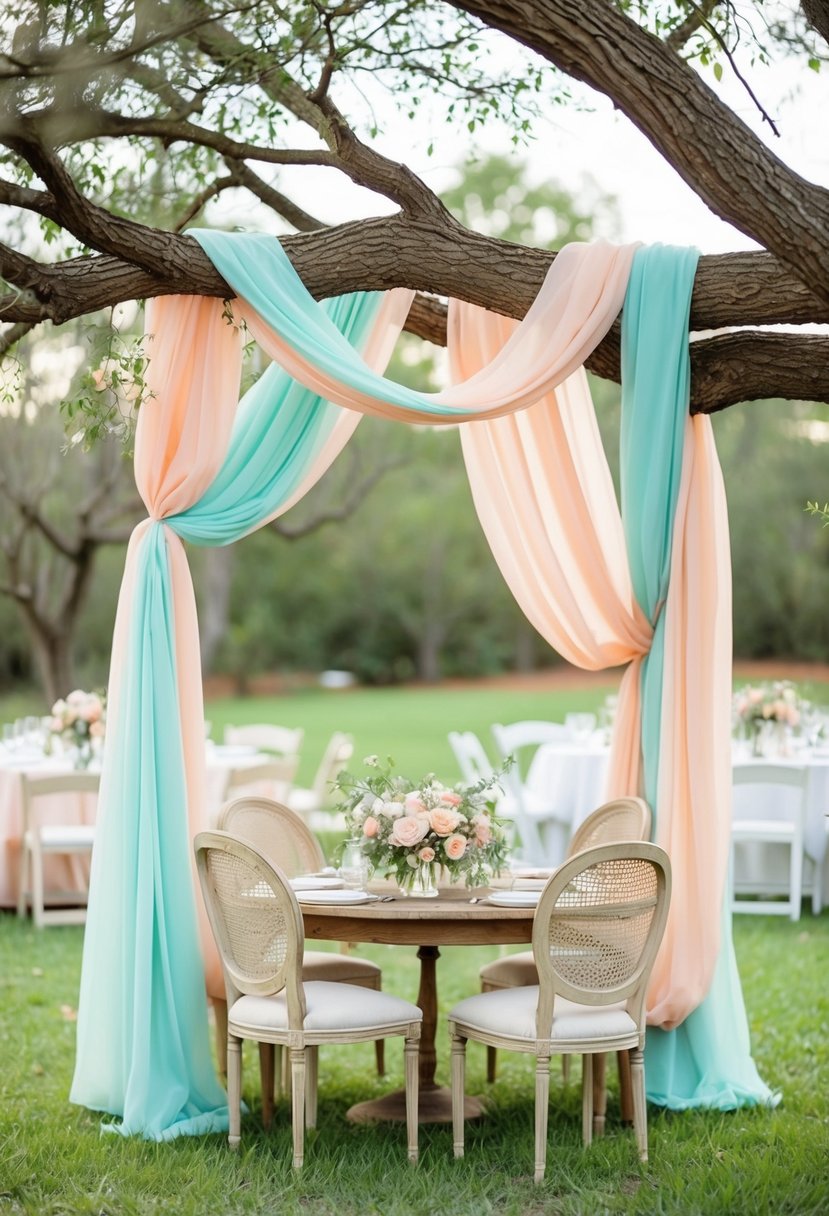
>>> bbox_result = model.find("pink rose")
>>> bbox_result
[445,833,467,860]
[439,790,462,806]
[363,816,379,838]
[429,807,461,836]
[404,793,427,814]
[390,815,429,847]
[418,846,435,863]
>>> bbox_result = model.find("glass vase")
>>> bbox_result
[400,862,438,899]
[73,741,93,771]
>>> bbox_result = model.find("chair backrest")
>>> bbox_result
[223,756,299,802]
[448,731,495,784]
[20,772,101,830]
[195,829,306,1023]
[310,732,354,801]
[224,724,305,756]
[532,842,671,1038]
[492,721,570,778]
[218,796,325,876]
[567,797,652,858]
[732,762,809,822]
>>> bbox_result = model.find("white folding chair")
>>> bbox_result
[448,730,495,784]
[222,757,299,805]
[491,721,573,864]
[287,732,353,830]
[224,723,304,756]
[731,762,808,921]
[16,772,99,927]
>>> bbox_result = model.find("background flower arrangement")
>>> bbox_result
[334,756,510,892]
[48,689,106,769]
[732,681,802,730]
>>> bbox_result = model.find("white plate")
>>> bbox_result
[296,889,379,906]
[486,890,541,908]
[289,875,344,891]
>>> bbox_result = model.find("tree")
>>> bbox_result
[0,389,138,703]
[0,1,828,417]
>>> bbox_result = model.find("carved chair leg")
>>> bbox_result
[617,1048,634,1125]
[212,998,228,1077]
[592,1052,607,1138]
[534,1054,551,1184]
[258,1042,275,1130]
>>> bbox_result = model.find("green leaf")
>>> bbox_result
[713,61,723,82]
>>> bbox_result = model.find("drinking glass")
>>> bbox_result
[339,839,370,890]
[565,712,597,746]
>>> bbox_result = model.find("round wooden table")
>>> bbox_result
[300,884,535,1123]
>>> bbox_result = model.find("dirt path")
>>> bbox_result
[206,659,829,699]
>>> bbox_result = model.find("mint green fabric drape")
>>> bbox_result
[70,292,385,1139]
[171,292,380,545]
[69,522,229,1139]
[621,245,773,1108]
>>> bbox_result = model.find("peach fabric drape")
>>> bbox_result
[454,307,730,1029]
[195,231,637,425]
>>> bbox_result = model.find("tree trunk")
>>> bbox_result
[25,620,74,708]
[199,545,236,674]
[416,618,446,684]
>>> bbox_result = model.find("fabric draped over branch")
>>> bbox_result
[70,233,772,1141]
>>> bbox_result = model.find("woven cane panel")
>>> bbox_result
[223,806,319,876]
[208,849,289,982]
[577,806,645,850]
[548,857,657,993]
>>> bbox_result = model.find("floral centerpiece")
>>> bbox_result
[48,689,106,769]
[732,681,801,756]
[333,755,510,897]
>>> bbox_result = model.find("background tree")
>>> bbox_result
[0,1,827,410]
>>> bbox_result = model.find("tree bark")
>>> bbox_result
[454,0,829,304]
[4,221,829,411]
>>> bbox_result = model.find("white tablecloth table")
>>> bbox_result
[525,738,829,909]
[524,737,610,866]
[0,745,268,909]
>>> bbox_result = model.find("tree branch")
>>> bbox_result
[0,320,35,356]
[222,159,326,230]
[802,0,829,46]
[453,0,829,303]
[1,185,828,412]
[665,0,718,52]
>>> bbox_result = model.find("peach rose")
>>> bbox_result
[474,821,492,846]
[404,792,427,814]
[390,815,429,847]
[429,807,461,836]
[363,816,379,838]
[445,833,467,860]
[439,791,462,806]
[418,846,436,863]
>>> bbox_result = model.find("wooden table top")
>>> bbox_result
[300,883,536,947]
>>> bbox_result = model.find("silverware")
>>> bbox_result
[468,896,483,904]
[379,895,395,902]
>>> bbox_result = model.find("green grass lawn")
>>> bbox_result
[2,681,828,1214]
[205,681,620,788]
[0,914,827,1216]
